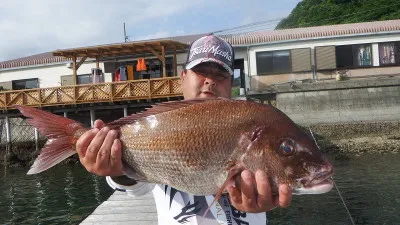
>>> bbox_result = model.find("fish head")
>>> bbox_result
[270,126,334,195]
[239,107,334,196]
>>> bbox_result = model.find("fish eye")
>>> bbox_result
[279,139,296,156]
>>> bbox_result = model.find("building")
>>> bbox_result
[0,19,400,145]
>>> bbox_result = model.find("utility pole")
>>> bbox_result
[124,23,129,42]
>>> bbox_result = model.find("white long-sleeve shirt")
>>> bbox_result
[106,177,267,225]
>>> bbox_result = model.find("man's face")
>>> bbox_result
[181,63,232,100]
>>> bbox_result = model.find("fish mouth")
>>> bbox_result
[308,170,334,186]
[292,178,334,195]
[293,170,334,195]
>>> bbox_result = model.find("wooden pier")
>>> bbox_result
[0,77,182,110]
[80,191,158,225]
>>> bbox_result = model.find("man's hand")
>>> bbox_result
[227,170,292,213]
[76,119,124,176]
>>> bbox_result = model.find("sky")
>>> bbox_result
[0,0,302,62]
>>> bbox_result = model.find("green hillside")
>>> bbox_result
[276,0,400,29]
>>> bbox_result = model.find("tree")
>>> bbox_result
[276,0,400,29]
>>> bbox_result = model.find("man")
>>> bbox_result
[76,34,292,224]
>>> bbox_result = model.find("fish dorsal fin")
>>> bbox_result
[107,98,223,129]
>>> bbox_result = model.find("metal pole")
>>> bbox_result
[34,128,39,154]
[5,116,11,147]
[311,47,317,81]
[124,23,128,42]
[4,116,11,169]
[90,109,96,128]
[123,106,128,117]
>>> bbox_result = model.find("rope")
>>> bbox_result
[308,127,355,225]
[333,179,356,225]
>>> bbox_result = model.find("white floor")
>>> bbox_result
[80,191,158,225]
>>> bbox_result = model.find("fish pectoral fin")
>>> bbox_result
[122,163,148,182]
[203,166,244,217]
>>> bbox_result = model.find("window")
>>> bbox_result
[379,42,400,66]
[12,78,38,90]
[379,43,396,65]
[76,70,105,84]
[336,44,372,69]
[355,44,372,67]
[256,50,291,74]
[274,51,291,73]
[77,74,92,84]
[336,45,354,68]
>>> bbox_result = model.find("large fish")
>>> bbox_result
[16,98,334,198]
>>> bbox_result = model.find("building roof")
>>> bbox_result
[1,19,400,70]
[221,19,400,45]
[52,40,189,58]
[0,52,69,70]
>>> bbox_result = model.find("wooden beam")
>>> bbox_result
[147,47,165,63]
[173,48,177,77]
[132,43,145,47]
[147,47,164,62]
[162,46,166,78]
[72,56,77,85]
[76,56,88,70]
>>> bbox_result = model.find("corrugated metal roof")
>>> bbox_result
[1,20,400,70]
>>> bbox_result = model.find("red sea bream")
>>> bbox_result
[16,98,334,198]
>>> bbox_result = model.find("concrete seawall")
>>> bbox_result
[248,76,400,154]
[249,76,400,124]
[277,77,400,124]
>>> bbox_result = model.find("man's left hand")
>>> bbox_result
[227,170,292,213]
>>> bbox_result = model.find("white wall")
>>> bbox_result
[233,48,249,90]
[248,32,400,76]
[0,60,103,88]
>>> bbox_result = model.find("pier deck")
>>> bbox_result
[80,191,158,225]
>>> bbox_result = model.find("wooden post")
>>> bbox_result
[72,56,77,85]
[173,48,177,77]
[96,56,100,69]
[162,46,166,77]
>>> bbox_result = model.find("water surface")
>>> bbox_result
[0,164,113,224]
[1,153,399,225]
[267,153,400,225]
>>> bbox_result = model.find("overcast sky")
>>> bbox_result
[0,0,301,62]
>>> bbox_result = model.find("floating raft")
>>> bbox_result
[80,191,158,225]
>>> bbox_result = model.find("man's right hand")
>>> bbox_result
[76,119,124,176]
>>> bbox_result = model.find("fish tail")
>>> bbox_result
[15,105,87,175]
